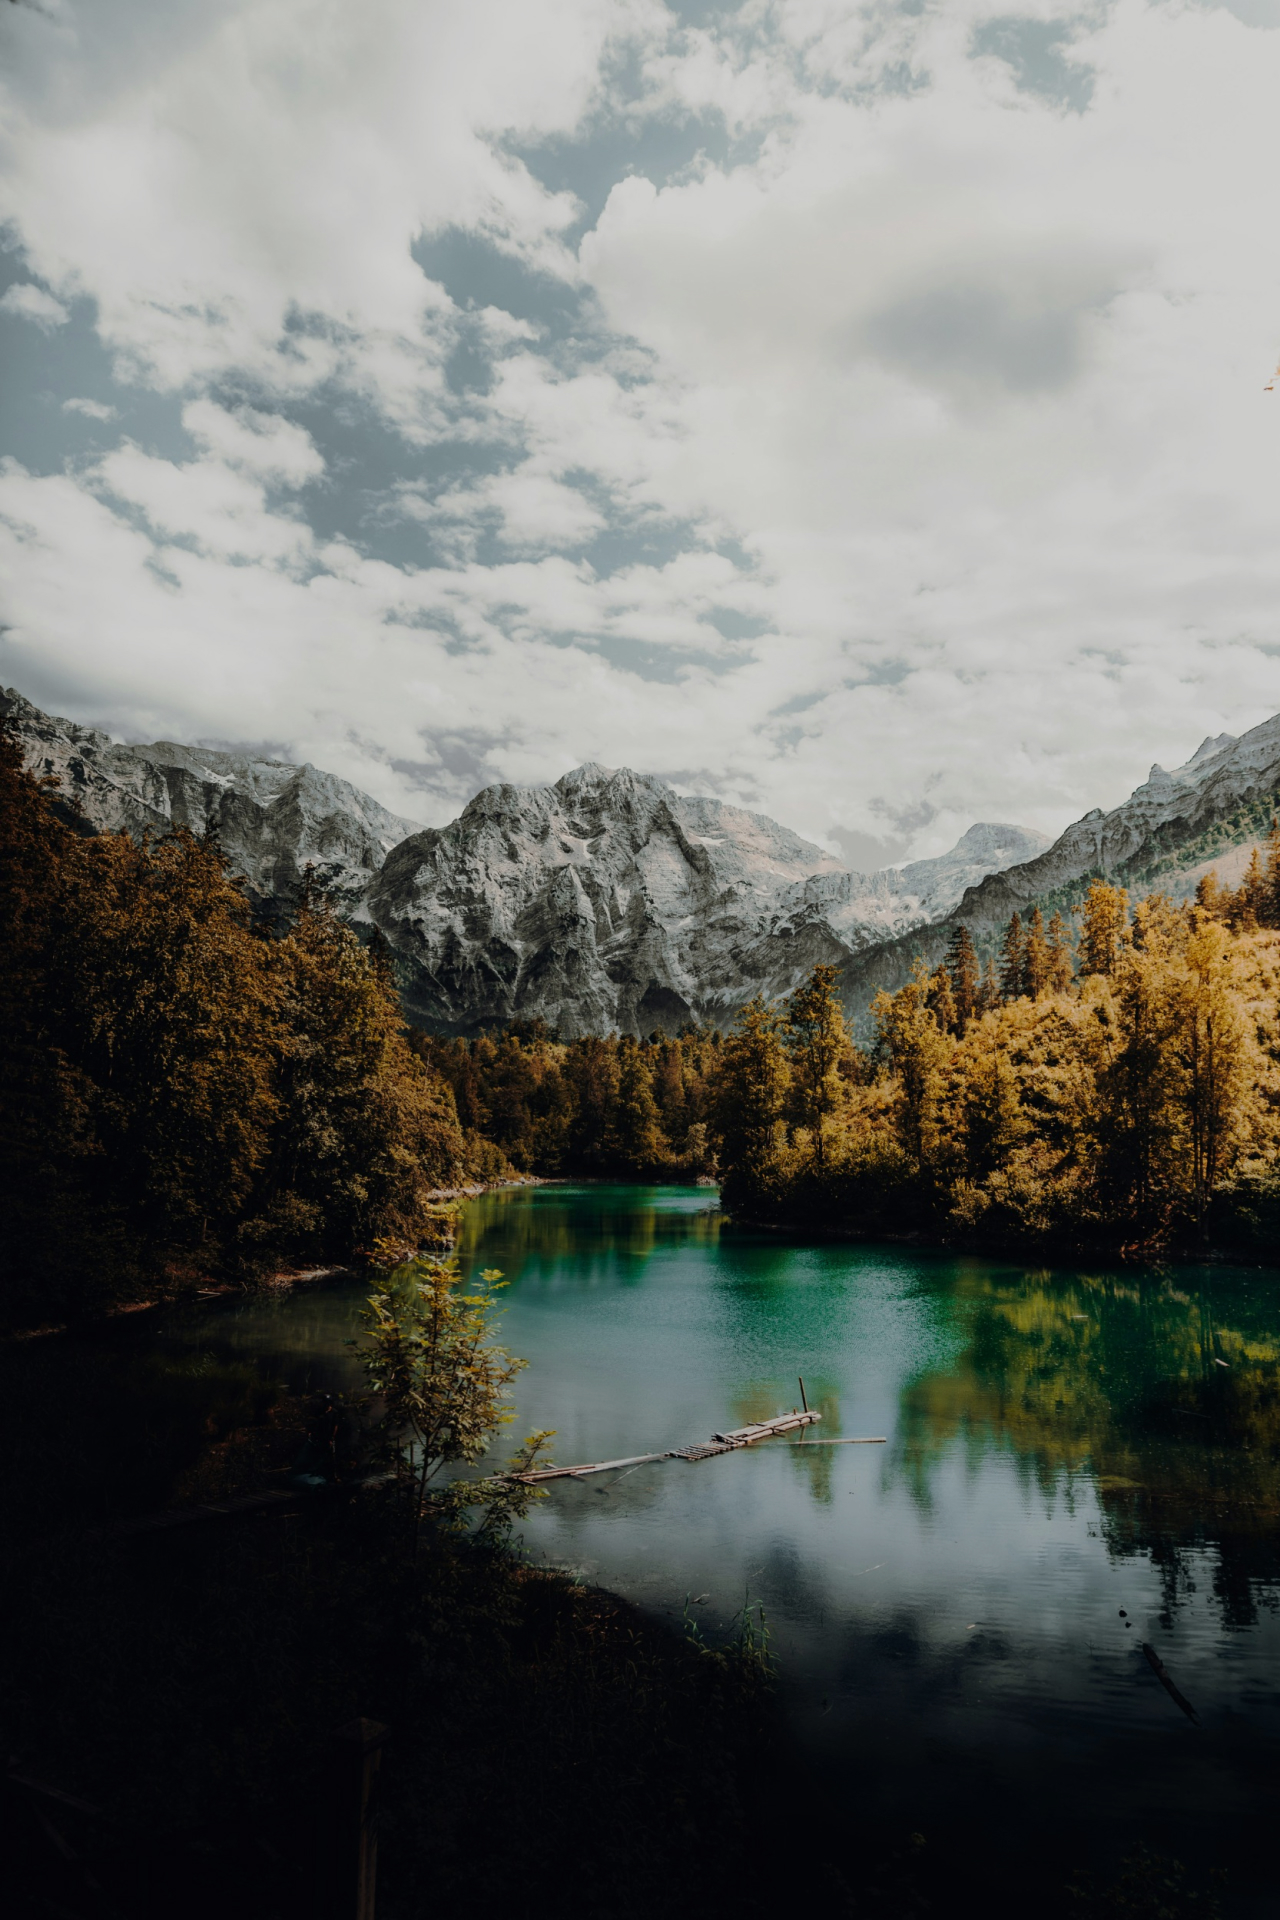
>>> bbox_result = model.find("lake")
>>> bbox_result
[146,1182,1280,1884]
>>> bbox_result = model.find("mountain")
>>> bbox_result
[0,687,1046,1035]
[361,767,1046,1035]
[838,714,1280,1020]
[1,687,422,911]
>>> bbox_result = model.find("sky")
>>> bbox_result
[1,0,1279,867]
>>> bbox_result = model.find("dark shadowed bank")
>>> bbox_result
[0,1311,1232,1920]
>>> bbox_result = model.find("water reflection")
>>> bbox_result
[82,1177,1280,1867]
[896,1260,1280,1627]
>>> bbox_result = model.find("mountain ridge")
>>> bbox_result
[2,687,1044,1036]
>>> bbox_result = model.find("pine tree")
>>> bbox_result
[928,966,958,1036]
[999,913,1027,1000]
[1047,911,1073,994]
[945,924,980,1030]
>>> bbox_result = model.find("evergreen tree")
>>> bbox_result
[928,967,958,1037]
[999,914,1027,1000]
[945,924,980,1030]
[962,1044,1023,1176]
[1181,916,1247,1222]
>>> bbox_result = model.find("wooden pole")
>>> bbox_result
[798,1376,809,1413]
[332,1718,390,1920]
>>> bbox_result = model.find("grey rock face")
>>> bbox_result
[939,717,1280,929]
[838,715,1280,1020]
[361,761,1045,1036]
[2,688,422,911]
[3,685,1050,1037]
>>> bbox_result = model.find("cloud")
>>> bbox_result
[1,0,1280,862]
[0,281,68,328]
[62,397,117,420]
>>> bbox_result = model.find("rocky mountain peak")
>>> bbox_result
[2,687,422,911]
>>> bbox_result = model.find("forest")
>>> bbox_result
[0,722,499,1326]
[418,853,1280,1258]
[6,709,1280,1337]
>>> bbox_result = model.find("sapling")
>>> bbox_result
[357,1247,553,1548]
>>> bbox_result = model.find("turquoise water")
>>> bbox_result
[153,1182,1280,1865]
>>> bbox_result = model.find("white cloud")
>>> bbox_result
[62,397,117,420]
[1,0,1280,860]
[0,281,68,328]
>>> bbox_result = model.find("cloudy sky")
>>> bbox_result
[2,0,1279,864]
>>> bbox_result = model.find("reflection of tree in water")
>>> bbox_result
[456,1184,723,1285]
[894,1261,1280,1627]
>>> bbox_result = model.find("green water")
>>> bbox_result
[140,1183,1280,1860]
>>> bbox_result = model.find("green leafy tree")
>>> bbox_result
[358,1251,552,1546]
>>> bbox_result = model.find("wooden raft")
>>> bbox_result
[511,1408,823,1483]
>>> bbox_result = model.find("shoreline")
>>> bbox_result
[720,1204,1280,1272]
[2,1174,546,1343]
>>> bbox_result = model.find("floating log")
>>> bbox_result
[511,1409,822,1483]
[516,1450,675,1484]
[789,1437,887,1446]
[1142,1642,1199,1723]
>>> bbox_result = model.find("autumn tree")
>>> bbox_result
[999,914,1027,1000]
[1079,881,1129,977]
[945,925,980,1030]
[1023,907,1051,999]
[712,999,790,1201]
[612,1037,666,1171]
[1046,912,1073,994]
[874,959,950,1166]
[783,964,850,1167]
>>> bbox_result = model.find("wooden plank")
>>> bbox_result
[713,1410,821,1443]
[515,1451,673,1484]
[790,1437,887,1446]
[509,1407,824,1481]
